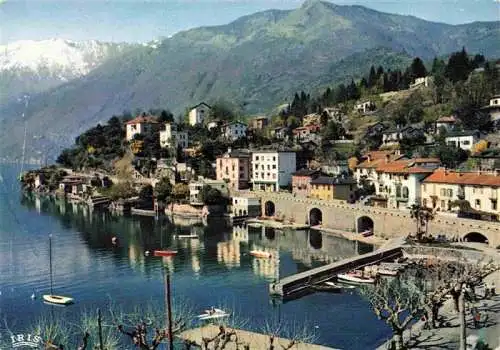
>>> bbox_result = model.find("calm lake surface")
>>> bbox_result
[0,164,391,349]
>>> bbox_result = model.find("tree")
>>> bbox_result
[432,143,469,169]
[409,57,427,79]
[104,182,138,201]
[159,110,174,123]
[154,177,172,202]
[445,47,472,83]
[208,100,238,122]
[409,204,434,241]
[360,278,425,350]
[139,184,153,200]
[172,183,189,202]
[199,185,227,205]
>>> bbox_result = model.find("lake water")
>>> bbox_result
[0,164,391,349]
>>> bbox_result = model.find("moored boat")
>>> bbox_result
[376,268,399,276]
[197,308,230,321]
[337,272,375,284]
[174,234,198,239]
[361,229,373,237]
[154,250,178,257]
[249,250,272,258]
[42,294,74,305]
[309,281,342,293]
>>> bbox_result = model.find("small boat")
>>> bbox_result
[42,294,74,305]
[337,272,375,285]
[174,234,198,239]
[361,229,373,237]
[43,235,74,306]
[376,268,399,276]
[249,250,272,258]
[197,308,230,321]
[309,282,342,293]
[154,250,178,257]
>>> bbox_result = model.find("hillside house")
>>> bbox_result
[125,115,159,141]
[189,178,228,206]
[188,102,211,126]
[159,123,188,150]
[292,124,321,143]
[435,115,458,134]
[321,160,349,176]
[249,116,269,130]
[291,169,320,197]
[207,119,223,130]
[354,101,376,114]
[481,95,500,128]
[216,148,251,191]
[471,149,500,171]
[422,168,500,215]
[365,122,387,138]
[409,76,432,89]
[302,113,321,126]
[223,121,247,141]
[354,150,404,186]
[445,130,482,151]
[252,150,296,192]
[323,107,343,122]
[382,126,424,146]
[272,127,289,140]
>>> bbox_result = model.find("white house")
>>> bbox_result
[252,150,296,192]
[445,130,481,151]
[372,158,441,209]
[223,121,247,141]
[188,102,211,126]
[159,123,188,150]
[231,196,261,217]
[481,95,500,126]
[125,115,158,141]
[435,115,457,134]
[354,101,375,114]
[409,76,432,89]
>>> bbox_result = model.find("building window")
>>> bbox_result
[273,156,276,161]
[447,189,453,197]
[492,200,497,210]
[272,174,276,179]
[441,200,445,208]
[239,166,244,171]
[423,184,427,192]
[272,164,276,169]
[255,156,259,161]
[475,199,481,208]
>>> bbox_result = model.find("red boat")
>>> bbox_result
[154,250,178,257]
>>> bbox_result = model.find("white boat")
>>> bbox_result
[337,272,375,284]
[175,234,198,239]
[249,250,272,258]
[197,308,230,321]
[377,268,399,276]
[42,235,74,306]
[42,294,74,305]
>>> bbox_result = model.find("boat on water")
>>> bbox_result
[309,281,342,293]
[249,250,272,258]
[43,235,74,306]
[154,250,178,257]
[360,229,373,237]
[174,234,198,239]
[197,308,230,321]
[337,272,375,285]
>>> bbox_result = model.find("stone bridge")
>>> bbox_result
[240,191,500,248]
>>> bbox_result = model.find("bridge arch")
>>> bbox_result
[264,201,275,217]
[463,232,488,244]
[264,227,276,240]
[309,230,323,250]
[309,208,323,226]
[357,216,374,234]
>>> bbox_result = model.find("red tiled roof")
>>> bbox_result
[125,115,159,125]
[376,158,440,174]
[423,168,500,186]
[356,151,404,169]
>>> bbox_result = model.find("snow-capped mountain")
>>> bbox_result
[0,38,132,104]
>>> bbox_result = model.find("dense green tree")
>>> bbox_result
[159,110,174,123]
[154,177,173,202]
[199,185,228,205]
[409,57,427,79]
[432,143,469,168]
[445,47,472,83]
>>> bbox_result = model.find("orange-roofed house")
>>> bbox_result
[373,158,441,209]
[354,150,404,186]
[125,115,159,141]
[421,168,500,214]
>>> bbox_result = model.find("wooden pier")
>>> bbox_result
[270,245,403,297]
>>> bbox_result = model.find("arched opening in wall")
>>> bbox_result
[238,209,243,216]
[309,230,322,250]
[309,208,323,226]
[463,232,488,244]
[264,227,276,240]
[357,216,374,234]
[264,201,275,217]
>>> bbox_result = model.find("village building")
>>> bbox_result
[435,115,458,134]
[480,95,500,127]
[370,158,441,209]
[364,122,388,138]
[216,148,251,191]
[125,115,159,141]
[354,150,404,186]
[409,76,432,89]
[223,121,248,141]
[322,107,343,122]
[381,126,424,146]
[159,123,188,150]
[188,102,211,126]
[189,178,228,206]
[445,130,482,151]
[321,160,350,176]
[302,113,321,126]
[231,196,261,217]
[291,169,321,197]
[421,168,500,215]
[272,127,289,140]
[354,101,376,114]
[207,119,223,130]
[251,150,296,192]
[248,116,269,130]
[471,149,500,171]
[309,175,357,201]
[292,124,321,143]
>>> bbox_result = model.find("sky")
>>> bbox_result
[0,0,499,45]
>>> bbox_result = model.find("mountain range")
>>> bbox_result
[0,0,499,162]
